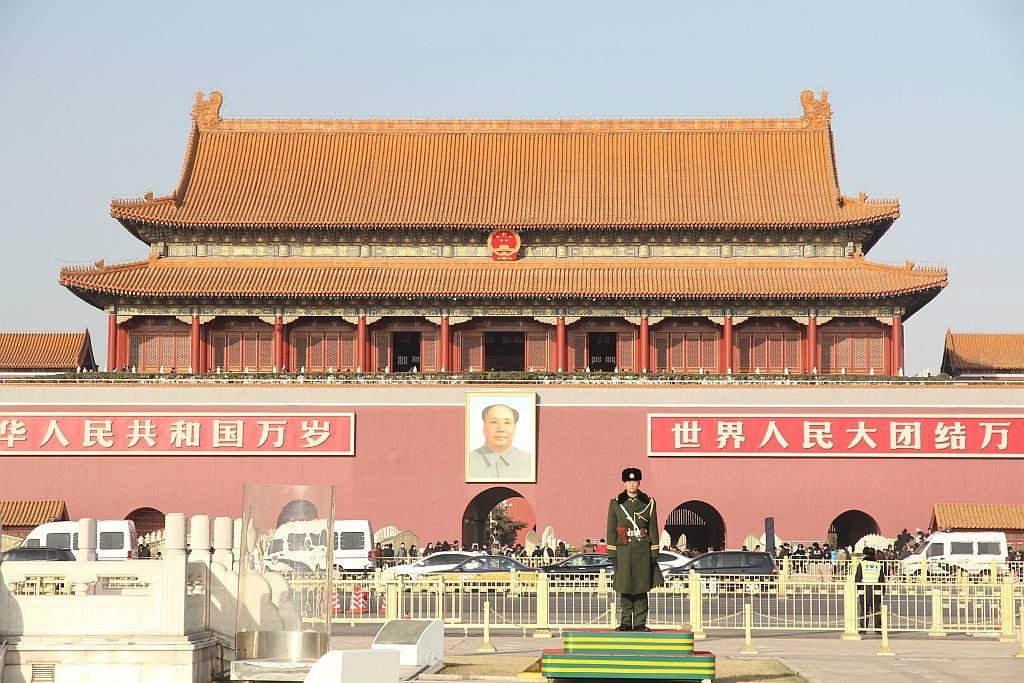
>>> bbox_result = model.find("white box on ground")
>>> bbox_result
[371,619,444,666]
[304,648,399,683]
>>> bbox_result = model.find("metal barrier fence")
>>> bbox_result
[283,568,1024,639]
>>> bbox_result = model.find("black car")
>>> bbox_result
[666,551,776,578]
[3,546,76,561]
[539,553,614,575]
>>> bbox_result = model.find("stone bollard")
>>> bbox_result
[78,518,98,562]
[189,515,212,565]
[165,513,187,557]
[213,516,234,569]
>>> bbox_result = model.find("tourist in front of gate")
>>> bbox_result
[855,546,886,634]
[607,467,664,631]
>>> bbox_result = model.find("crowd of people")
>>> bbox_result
[368,527,1024,569]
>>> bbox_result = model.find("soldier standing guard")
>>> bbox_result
[607,467,664,631]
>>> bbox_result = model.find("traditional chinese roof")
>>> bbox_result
[0,331,96,372]
[60,256,946,311]
[109,90,899,236]
[941,331,1024,376]
[0,500,68,528]
[932,503,1024,531]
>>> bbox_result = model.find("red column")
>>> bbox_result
[892,314,904,375]
[639,315,650,372]
[721,316,733,373]
[357,315,367,372]
[439,316,450,371]
[106,313,117,372]
[556,316,566,371]
[273,315,284,371]
[116,324,129,370]
[807,315,817,374]
[191,316,201,373]
[199,323,208,373]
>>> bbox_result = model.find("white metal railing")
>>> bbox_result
[280,570,1024,638]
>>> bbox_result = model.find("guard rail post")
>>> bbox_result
[688,570,705,639]
[739,602,758,654]
[777,557,789,600]
[841,570,860,640]
[386,575,400,620]
[927,588,946,637]
[477,602,497,652]
[918,556,928,585]
[533,571,552,638]
[875,604,894,656]
[999,575,1015,643]
[1016,606,1024,658]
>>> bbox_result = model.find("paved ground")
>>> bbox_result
[330,629,1024,682]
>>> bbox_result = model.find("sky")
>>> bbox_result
[0,1,1022,373]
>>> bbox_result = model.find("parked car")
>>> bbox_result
[427,554,532,578]
[386,551,480,578]
[21,520,137,561]
[666,551,776,579]
[657,551,692,572]
[539,553,614,575]
[898,532,1009,577]
[3,546,76,561]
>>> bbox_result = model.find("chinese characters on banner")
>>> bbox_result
[0,410,355,455]
[648,413,1023,457]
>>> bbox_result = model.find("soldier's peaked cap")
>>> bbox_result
[621,467,642,482]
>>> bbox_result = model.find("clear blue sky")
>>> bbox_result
[1,1,1021,373]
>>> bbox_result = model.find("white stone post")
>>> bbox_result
[189,515,212,566]
[232,518,243,573]
[161,513,188,636]
[213,516,234,569]
[78,517,98,562]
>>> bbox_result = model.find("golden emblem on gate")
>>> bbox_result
[488,228,521,261]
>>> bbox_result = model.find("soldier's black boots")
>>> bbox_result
[615,624,631,631]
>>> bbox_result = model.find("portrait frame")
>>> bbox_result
[465,391,537,483]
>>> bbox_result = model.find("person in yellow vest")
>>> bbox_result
[606,467,664,631]
[854,546,886,633]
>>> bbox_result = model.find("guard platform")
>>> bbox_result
[541,630,715,681]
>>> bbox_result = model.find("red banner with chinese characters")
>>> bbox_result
[0,408,354,456]
[648,412,1023,457]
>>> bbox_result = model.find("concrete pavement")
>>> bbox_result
[330,629,1024,682]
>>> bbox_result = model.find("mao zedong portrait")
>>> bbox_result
[467,403,534,480]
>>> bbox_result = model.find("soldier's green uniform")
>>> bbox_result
[607,468,664,630]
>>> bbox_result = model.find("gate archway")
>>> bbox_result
[828,510,879,550]
[125,507,165,536]
[461,487,535,549]
[665,500,726,552]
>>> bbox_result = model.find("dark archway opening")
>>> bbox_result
[462,487,536,549]
[665,500,726,553]
[828,510,879,550]
[126,507,165,536]
[484,332,525,371]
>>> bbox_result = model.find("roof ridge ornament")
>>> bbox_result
[799,90,831,129]
[192,90,223,129]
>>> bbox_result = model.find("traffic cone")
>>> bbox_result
[347,584,368,614]
[331,589,341,615]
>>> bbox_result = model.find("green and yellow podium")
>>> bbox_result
[541,630,715,681]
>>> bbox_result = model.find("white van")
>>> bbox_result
[21,520,139,561]
[899,531,1009,576]
[265,519,373,573]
